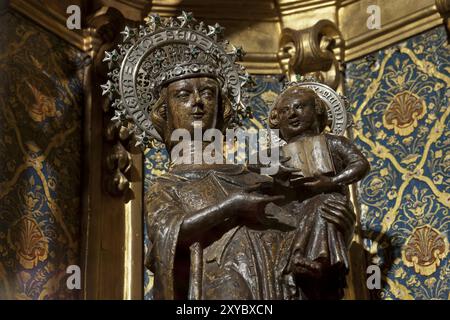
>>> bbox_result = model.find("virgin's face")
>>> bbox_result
[166,77,219,134]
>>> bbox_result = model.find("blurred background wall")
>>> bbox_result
[0,8,86,299]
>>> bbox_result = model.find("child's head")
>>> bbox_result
[269,87,328,141]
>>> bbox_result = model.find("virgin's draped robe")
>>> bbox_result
[145,163,349,300]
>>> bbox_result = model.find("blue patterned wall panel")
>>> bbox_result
[346,26,449,300]
[0,11,85,299]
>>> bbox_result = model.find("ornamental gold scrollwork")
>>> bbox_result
[347,26,450,299]
[7,216,49,270]
[278,20,344,90]
[382,91,426,136]
[402,225,448,276]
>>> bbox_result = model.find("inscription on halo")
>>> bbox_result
[298,82,347,136]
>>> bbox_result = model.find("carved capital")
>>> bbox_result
[279,20,344,90]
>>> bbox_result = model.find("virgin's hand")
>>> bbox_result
[228,192,284,214]
[226,191,284,222]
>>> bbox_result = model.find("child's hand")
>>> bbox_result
[276,156,301,179]
[319,197,356,246]
[291,174,337,192]
[247,156,300,177]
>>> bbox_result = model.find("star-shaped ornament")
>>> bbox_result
[120,26,137,42]
[178,11,194,27]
